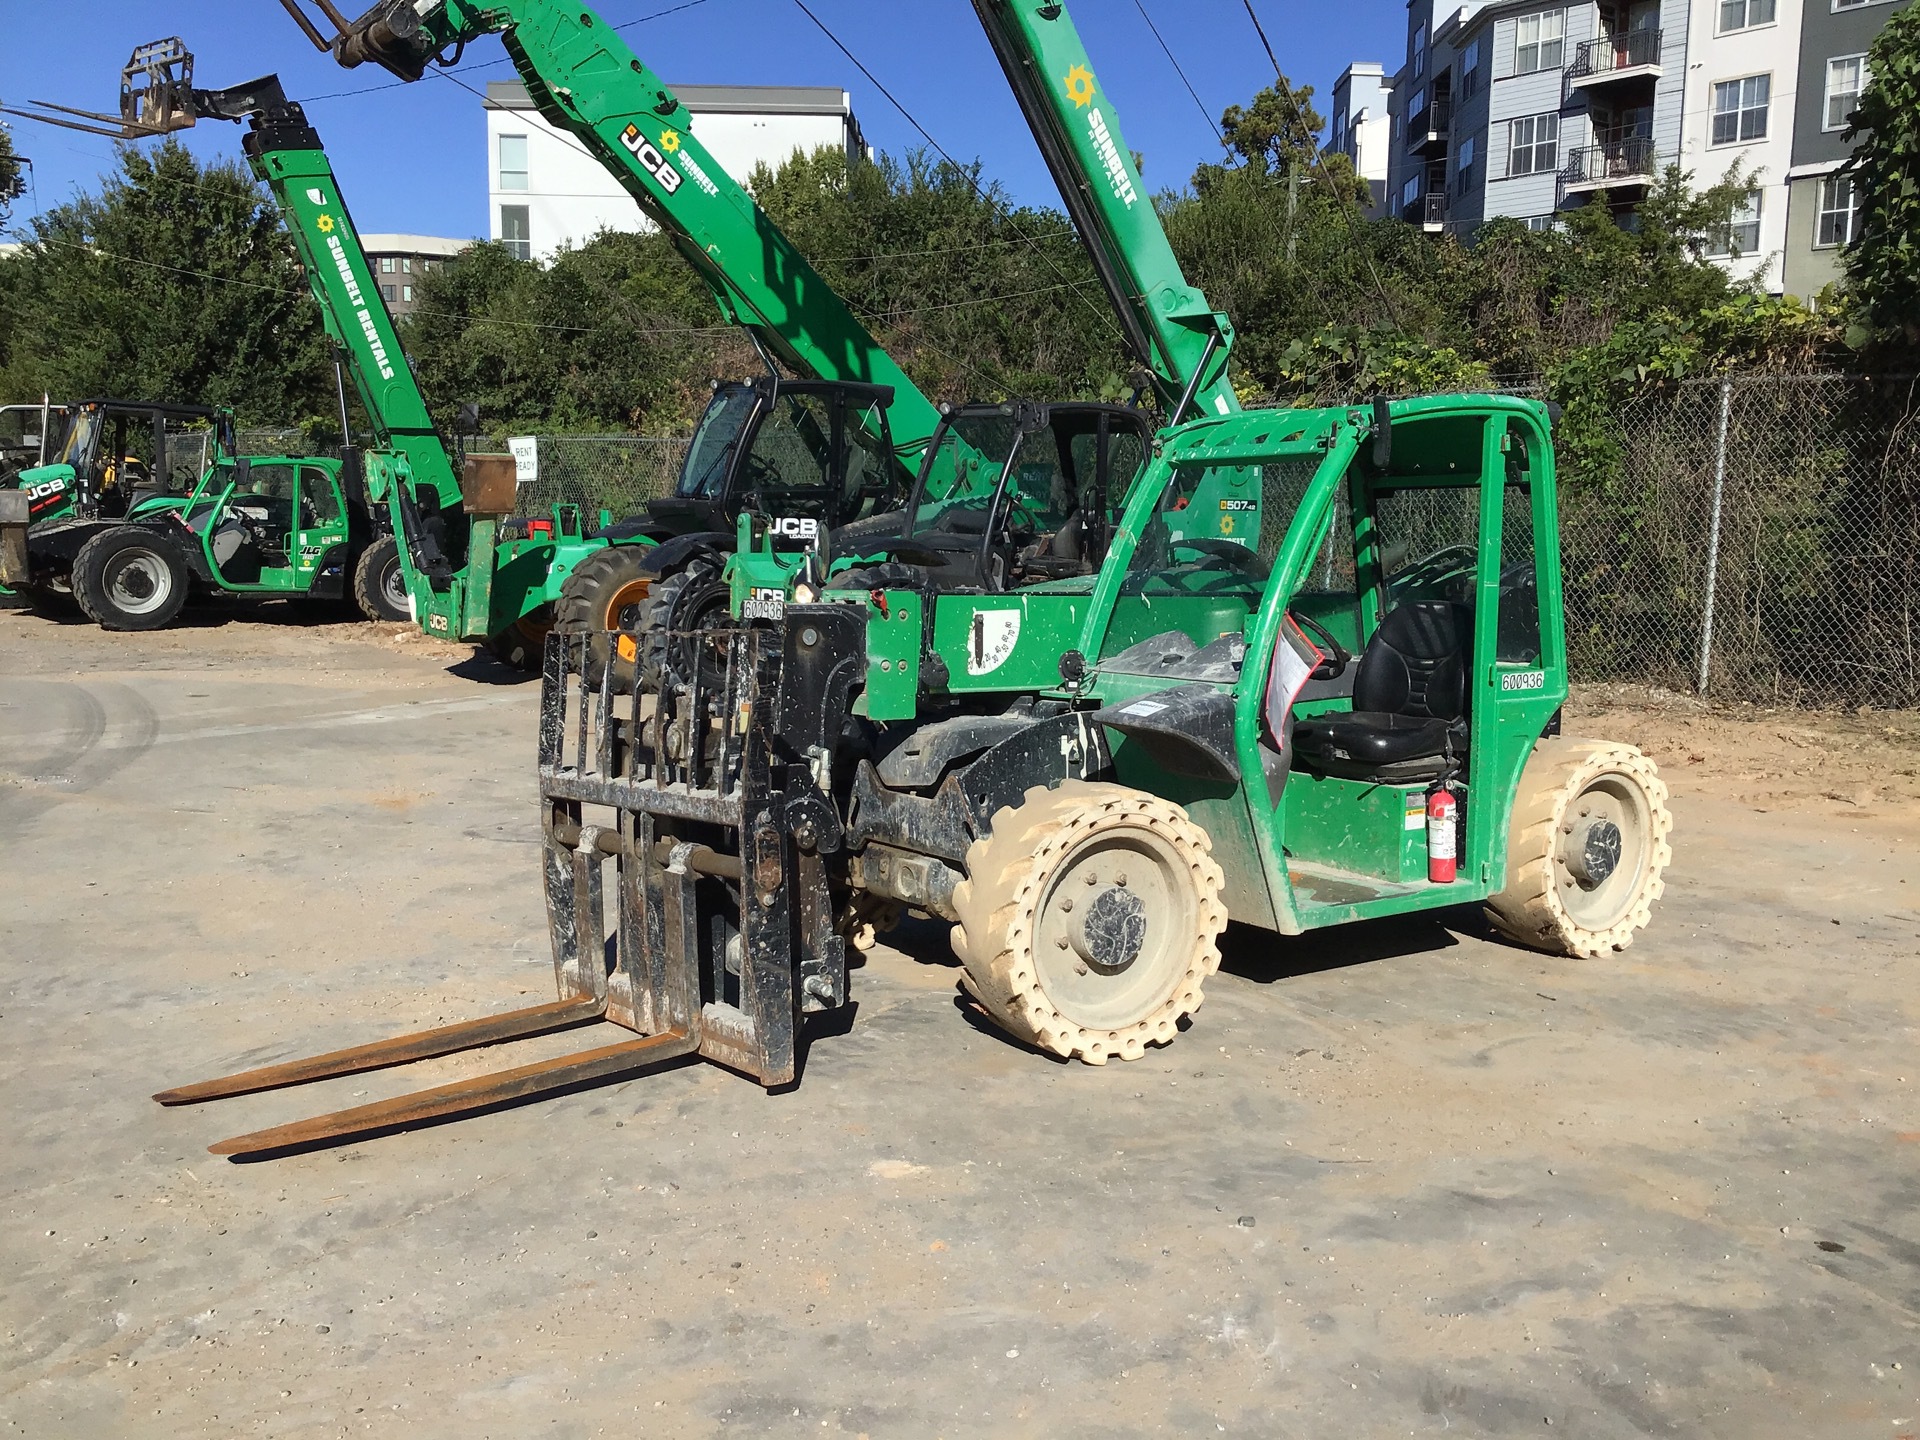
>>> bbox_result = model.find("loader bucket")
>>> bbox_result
[156,616,861,1157]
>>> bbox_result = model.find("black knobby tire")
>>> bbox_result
[7,583,79,618]
[486,605,553,673]
[72,526,190,632]
[638,562,734,691]
[553,543,665,691]
[352,535,411,622]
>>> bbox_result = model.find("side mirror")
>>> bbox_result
[231,457,251,485]
[455,403,481,438]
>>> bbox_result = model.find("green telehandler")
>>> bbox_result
[161,393,1672,1156]
[150,3,1672,1155]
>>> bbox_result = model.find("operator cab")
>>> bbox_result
[858,401,1151,591]
[645,376,909,544]
[21,398,228,520]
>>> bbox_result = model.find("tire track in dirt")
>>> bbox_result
[0,680,159,826]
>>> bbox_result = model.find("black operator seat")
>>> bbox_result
[1290,601,1471,783]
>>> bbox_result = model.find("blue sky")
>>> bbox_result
[2,0,1404,239]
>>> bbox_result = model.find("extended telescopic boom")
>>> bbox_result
[282,0,948,465]
[970,0,1238,423]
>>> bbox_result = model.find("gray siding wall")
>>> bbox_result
[1793,0,1910,164]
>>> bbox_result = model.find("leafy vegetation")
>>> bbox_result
[0,71,1887,442]
[1844,1,1920,347]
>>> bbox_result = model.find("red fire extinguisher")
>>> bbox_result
[1426,784,1459,884]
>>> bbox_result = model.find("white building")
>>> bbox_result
[1329,63,1396,214]
[1677,0,1804,290]
[484,80,867,262]
[1364,0,1884,294]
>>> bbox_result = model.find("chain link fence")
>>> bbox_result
[499,435,688,520]
[1567,374,1920,710]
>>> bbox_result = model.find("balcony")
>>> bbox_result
[1566,29,1663,91]
[1406,97,1453,156]
[1401,191,1449,231]
[1560,135,1657,194]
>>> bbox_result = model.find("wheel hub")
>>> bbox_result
[1566,817,1623,887]
[1071,884,1147,972]
[382,563,408,610]
[106,554,170,614]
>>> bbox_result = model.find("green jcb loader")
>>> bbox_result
[158,394,1672,1157]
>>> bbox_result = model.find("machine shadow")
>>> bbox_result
[445,650,541,685]
[1219,910,1469,985]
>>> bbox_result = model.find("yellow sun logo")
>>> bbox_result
[316,214,335,233]
[659,129,681,153]
[1064,63,1095,108]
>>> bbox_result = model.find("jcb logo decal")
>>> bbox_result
[25,478,67,503]
[619,124,683,194]
[769,516,819,541]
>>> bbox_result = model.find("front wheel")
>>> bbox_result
[950,781,1227,1065]
[553,543,661,691]
[486,605,553,672]
[1485,737,1673,958]
[72,527,190,632]
[352,535,410,622]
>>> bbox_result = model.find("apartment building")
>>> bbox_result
[1373,0,1907,294]
[484,81,867,263]
[1329,63,1397,212]
[361,235,470,319]
[1782,0,1910,297]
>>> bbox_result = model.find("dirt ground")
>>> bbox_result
[2,601,1916,1439]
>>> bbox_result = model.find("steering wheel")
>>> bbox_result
[1170,537,1271,581]
[1390,543,1477,596]
[1290,612,1350,678]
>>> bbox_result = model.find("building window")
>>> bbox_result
[1508,112,1560,175]
[1826,56,1869,130]
[401,256,413,274]
[1816,174,1860,246]
[1525,214,1556,233]
[1833,0,1895,8]
[1458,136,1477,194]
[498,134,529,192]
[1708,190,1763,256]
[500,205,531,261]
[1409,86,1429,122]
[380,283,397,302]
[1413,23,1427,78]
[1332,110,1347,151]
[1719,0,1776,30]
[402,285,414,303]
[1711,74,1770,146]
[380,256,395,274]
[1402,175,1422,209]
[1514,11,1565,75]
[1461,38,1482,98]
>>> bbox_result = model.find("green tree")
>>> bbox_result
[1842,1,1920,345]
[0,139,332,422]
[0,124,23,222]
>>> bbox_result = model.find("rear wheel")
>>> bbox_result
[554,544,661,690]
[72,527,190,632]
[1486,737,1672,958]
[485,605,553,672]
[950,781,1226,1065]
[352,536,410,622]
[7,582,78,618]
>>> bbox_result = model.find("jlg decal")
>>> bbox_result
[619,124,683,194]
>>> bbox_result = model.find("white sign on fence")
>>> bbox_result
[508,436,538,483]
